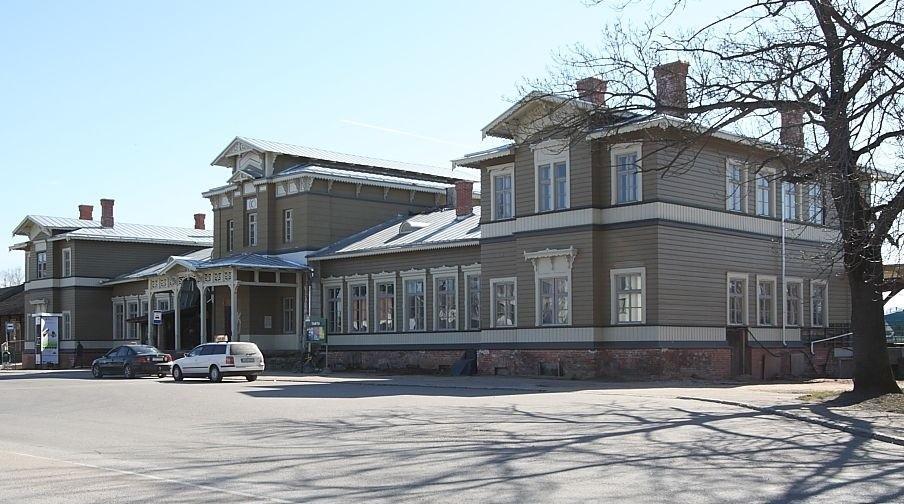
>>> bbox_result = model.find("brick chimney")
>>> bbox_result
[78,204,93,221]
[576,77,607,106]
[100,198,114,227]
[653,61,690,117]
[193,213,206,230]
[455,181,473,217]
[779,107,804,148]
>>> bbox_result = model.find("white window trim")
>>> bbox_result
[726,272,749,326]
[464,269,481,330]
[247,213,258,247]
[610,267,646,325]
[226,219,235,252]
[533,141,570,213]
[61,247,72,277]
[533,265,573,328]
[62,310,72,341]
[373,274,397,333]
[347,277,369,334]
[782,181,801,221]
[725,158,747,213]
[282,296,296,334]
[322,277,344,334]
[401,270,427,332]
[610,142,643,205]
[755,274,778,327]
[784,277,804,327]
[810,279,828,327]
[489,277,518,328]
[113,301,125,340]
[806,183,825,225]
[432,266,459,331]
[488,163,515,221]
[754,168,775,217]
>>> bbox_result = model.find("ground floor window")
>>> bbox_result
[727,273,748,326]
[491,278,516,327]
[612,268,645,324]
[376,281,395,332]
[435,276,457,330]
[811,280,828,327]
[113,303,125,339]
[539,276,569,325]
[786,279,803,327]
[757,277,776,326]
[283,297,296,334]
[326,286,342,333]
[350,284,368,332]
[404,278,425,331]
[126,301,140,340]
[62,311,72,340]
[466,274,480,330]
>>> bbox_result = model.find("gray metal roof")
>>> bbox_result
[452,143,515,167]
[14,215,213,247]
[311,207,481,260]
[105,248,213,285]
[198,253,310,271]
[276,164,455,192]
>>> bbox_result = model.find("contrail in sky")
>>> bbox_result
[340,119,470,148]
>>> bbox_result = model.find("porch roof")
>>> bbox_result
[198,253,311,271]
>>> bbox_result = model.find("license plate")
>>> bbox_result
[151,357,164,362]
[241,358,255,363]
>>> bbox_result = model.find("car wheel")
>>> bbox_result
[91,364,103,379]
[245,374,258,382]
[172,365,184,382]
[123,364,135,379]
[209,365,223,383]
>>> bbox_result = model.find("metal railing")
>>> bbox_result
[810,332,854,355]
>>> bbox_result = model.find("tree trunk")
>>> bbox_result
[848,266,902,397]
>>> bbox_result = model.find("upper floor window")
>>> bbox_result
[226,220,235,252]
[726,160,745,212]
[535,143,569,213]
[247,213,257,247]
[611,144,642,205]
[490,165,514,220]
[61,248,72,277]
[36,252,47,279]
[727,273,748,326]
[283,209,293,243]
[755,172,773,217]
[806,184,825,225]
[612,267,645,324]
[782,182,799,220]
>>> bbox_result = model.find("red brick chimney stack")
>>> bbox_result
[194,213,206,230]
[100,199,115,227]
[455,181,474,217]
[576,77,607,106]
[78,204,94,221]
[653,61,690,117]
[779,107,805,148]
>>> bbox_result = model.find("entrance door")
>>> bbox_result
[727,328,747,377]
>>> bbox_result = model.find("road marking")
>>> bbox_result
[6,450,297,503]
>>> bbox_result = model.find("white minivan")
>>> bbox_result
[171,339,265,382]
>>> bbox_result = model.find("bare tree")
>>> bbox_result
[517,0,903,396]
[0,268,23,288]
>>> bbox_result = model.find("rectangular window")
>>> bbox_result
[539,276,569,325]
[467,274,480,330]
[247,213,257,246]
[404,278,426,331]
[127,301,139,340]
[492,279,516,327]
[811,280,828,327]
[326,286,342,333]
[755,173,772,216]
[36,252,47,279]
[537,164,552,212]
[62,248,72,277]
[113,303,124,339]
[727,274,747,326]
[612,269,644,324]
[435,276,457,330]
[726,161,745,212]
[757,278,776,326]
[283,297,296,334]
[350,284,368,332]
[283,209,293,243]
[376,281,395,332]
[536,145,569,212]
[807,184,825,225]
[492,169,514,220]
[785,280,803,327]
[155,295,171,312]
[226,220,235,252]
[616,152,640,204]
[62,311,72,340]
[782,182,799,220]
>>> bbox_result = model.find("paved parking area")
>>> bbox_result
[1,370,903,503]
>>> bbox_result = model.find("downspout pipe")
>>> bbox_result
[781,188,787,347]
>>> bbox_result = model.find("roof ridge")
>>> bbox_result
[239,136,449,171]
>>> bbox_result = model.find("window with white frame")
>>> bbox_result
[376,281,395,332]
[785,279,803,327]
[325,285,343,333]
[349,283,368,332]
[155,294,171,312]
[490,165,514,220]
[126,300,139,340]
[611,268,645,324]
[756,276,776,326]
[782,182,799,220]
[247,213,257,246]
[535,143,569,212]
[611,144,642,204]
[466,273,480,330]
[283,209,293,243]
[807,184,825,225]
[755,172,773,216]
[726,160,745,212]
[434,275,458,330]
[727,273,748,326]
[403,276,426,331]
[810,280,828,327]
[526,250,575,326]
[36,252,47,279]
[282,297,296,334]
[113,302,124,339]
[62,311,72,340]
[62,248,72,277]
[491,278,516,327]
[539,276,569,326]
[226,219,235,252]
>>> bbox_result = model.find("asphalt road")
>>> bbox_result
[1,371,902,503]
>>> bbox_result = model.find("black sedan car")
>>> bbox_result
[91,345,172,379]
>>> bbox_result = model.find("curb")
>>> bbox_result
[678,396,904,447]
[260,375,552,394]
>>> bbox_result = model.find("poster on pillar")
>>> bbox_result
[39,314,60,365]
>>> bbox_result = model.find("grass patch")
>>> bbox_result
[797,390,841,402]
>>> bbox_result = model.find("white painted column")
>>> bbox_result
[147,291,155,347]
[230,283,238,341]
[174,286,182,350]
[199,286,208,343]
[296,280,303,349]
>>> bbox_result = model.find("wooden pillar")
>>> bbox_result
[199,286,208,343]
[147,292,155,347]
[174,286,182,350]
[230,283,238,341]
[296,279,303,349]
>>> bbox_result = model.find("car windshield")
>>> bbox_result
[130,345,161,355]
[229,343,258,355]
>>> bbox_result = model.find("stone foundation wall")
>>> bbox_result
[328,350,467,374]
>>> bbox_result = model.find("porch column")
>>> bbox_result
[147,291,155,347]
[174,286,182,350]
[199,286,208,343]
[296,278,303,348]
[229,283,238,341]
